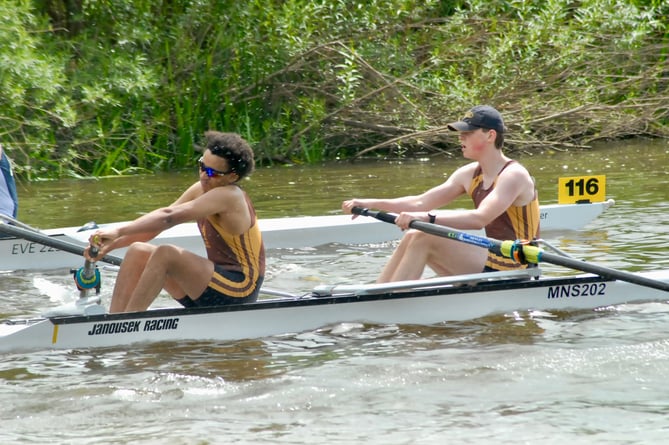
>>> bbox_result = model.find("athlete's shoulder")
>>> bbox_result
[454,161,479,176]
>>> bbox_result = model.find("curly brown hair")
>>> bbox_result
[203,131,255,180]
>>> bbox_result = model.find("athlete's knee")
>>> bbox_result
[127,241,154,254]
[149,244,180,262]
[402,229,432,247]
[400,228,419,242]
[122,242,155,264]
[149,245,191,275]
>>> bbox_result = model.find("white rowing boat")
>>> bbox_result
[2,200,667,354]
[1,266,667,353]
[0,200,614,271]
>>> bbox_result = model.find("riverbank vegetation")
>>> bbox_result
[1,0,667,177]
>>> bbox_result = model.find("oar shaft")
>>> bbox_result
[353,207,497,250]
[409,220,496,250]
[539,249,669,291]
[0,222,122,266]
[0,213,40,231]
[351,206,669,293]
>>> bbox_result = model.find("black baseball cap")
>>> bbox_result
[447,105,506,133]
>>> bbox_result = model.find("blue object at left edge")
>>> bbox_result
[0,149,18,218]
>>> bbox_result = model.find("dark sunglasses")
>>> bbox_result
[198,157,233,177]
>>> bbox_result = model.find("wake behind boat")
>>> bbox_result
[1,267,667,353]
[0,200,614,271]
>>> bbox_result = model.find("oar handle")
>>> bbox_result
[352,207,397,224]
[72,245,102,295]
[83,246,100,278]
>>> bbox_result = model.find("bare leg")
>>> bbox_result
[426,237,488,276]
[109,242,154,313]
[377,230,488,283]
[377,230,427,282]
[122,244,215,313]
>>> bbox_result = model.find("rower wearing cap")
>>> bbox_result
[342,105,540,282]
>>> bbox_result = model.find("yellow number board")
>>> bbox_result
[558,175,606,204]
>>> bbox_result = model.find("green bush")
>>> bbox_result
[0,0,666,178]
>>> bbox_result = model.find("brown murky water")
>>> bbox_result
[1,139,668,444]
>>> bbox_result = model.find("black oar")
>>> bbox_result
[352,206,669,292]
[0,221,122,266]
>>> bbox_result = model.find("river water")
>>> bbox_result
[1,139,668,444]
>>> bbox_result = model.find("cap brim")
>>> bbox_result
[447,121,478,132]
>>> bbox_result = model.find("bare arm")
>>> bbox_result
[342,163,477,216]
[87,182,247,258]
[395,163,535,230]
[85,182,201,252]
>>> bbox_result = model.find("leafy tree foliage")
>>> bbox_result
[0,0,667,177]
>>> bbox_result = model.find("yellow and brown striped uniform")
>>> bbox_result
[197,191,265,299]
[468,161,540,271]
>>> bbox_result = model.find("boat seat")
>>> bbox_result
[312,267,542,297]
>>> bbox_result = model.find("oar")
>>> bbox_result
[351,206,669,292]
[0,213,42,232]
[0,220,122,266]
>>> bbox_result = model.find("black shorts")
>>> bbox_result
[176,267,263,308]
[483,264,537,273]
[481,265,535,282]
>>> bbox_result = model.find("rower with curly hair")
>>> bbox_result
[85,131,265,313]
